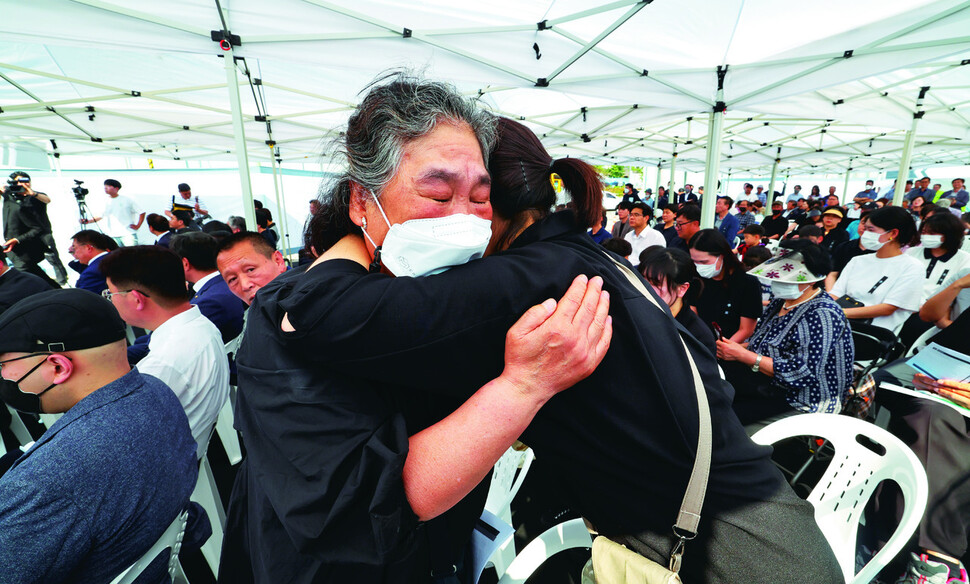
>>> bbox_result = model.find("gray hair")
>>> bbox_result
[227,215,247,231]
[313,72,496,250]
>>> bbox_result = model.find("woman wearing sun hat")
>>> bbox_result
[716,239,855,432]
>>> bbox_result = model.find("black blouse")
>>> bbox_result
[694,269,763,340]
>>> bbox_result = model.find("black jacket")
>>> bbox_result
[1,193,50,262]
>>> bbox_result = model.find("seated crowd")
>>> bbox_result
[0,75,967,584]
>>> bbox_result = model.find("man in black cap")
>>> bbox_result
[0,288,197,583]
[0,172,61,288]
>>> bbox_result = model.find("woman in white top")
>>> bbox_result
[831,206,923,332]
[907,212,970,303]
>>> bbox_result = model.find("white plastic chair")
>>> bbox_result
[905,325,941,358]
[751,414,928,584]
[110,509,190,584]
[192,424,226,577]
[496,518,593,584]
[477,447,535,579]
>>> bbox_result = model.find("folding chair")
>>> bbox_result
[109,509,190,584]
[496,519,593,584]
[850,320,904,382]
[752,414,928,584]
[192,424,226,578]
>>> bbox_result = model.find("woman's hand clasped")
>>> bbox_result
[716,338,749,362]
[502,275,612,402]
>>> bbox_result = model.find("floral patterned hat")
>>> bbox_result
[748,247,825,284]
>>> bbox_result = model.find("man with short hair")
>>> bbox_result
[623,202,666,261]
[255,208,279,250]
[216,232,288,306]
[171,232,246,344]
[158,209,201,248]
[674,203,700,249]
[753,185,767,205]
[227,215,247,234]
[855,180,877,202]
[611,201,633,240]
[941,178,968,209]
[145,212,171,244]
[100,246,229,457]
[786,184,803,204]
[828,185,838,200]
[714,196,741,244]
[0,288,197,583]
[169,183,208,223]
[80,179,144,247]
[736,200,757,230]
[907,176,935,202]
[653,204,680,248]
[620,183,640,206]
[67,230,118,294]
[762,200,790,240]
[740,182,755,203]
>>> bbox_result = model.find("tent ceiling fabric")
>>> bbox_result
[1,0,968,177]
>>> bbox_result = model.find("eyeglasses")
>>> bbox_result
[101,289,149,301]
[674,220,697,229]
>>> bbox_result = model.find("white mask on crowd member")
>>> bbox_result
[920,234,943,249]
[860,231,887,251]
[770,280,805,300]
[694,257,722,279]
[360,191,493,278]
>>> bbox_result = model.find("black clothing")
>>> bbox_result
[270,211,838,583]
[694,269,763,340]
[222,263,480,584]
[260,228,279,250]
[654,223,680,247]
[0,267,55,315]
[668,236,689,252]
[820,227,850,253]
[1,192,55,286]
[619,190,641,205]
[831,239,873,274]
[156,226,200,248]
[675,305,716,358]
[761,213,789,240]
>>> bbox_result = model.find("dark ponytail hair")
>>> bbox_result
[867,206,917,247]
[489,117,602,249]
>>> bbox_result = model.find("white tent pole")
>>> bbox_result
[269,146,291,256]
[842,158,853,205]
[668,149,677,194]
[655,161,662,197]
[701,66,727,229]
[224,50,257,232]
[893,86,929,207]
[766,147,781,206]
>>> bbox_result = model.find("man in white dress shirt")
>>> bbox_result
[99,245,228,458]
[624,201,666,265]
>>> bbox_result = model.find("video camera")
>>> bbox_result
[5,176,27,198]
[72,179,88,201]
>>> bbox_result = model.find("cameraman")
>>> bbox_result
[0,172,61,288]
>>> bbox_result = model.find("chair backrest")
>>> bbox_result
[751,414,928,584]
[109,509,189,584]
[484,447,535,523]
[850,320,902,364]
[905,325,941,358]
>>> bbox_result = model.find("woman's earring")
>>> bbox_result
[361,217,367,230]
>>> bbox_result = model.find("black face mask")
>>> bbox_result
[0,355,56,414]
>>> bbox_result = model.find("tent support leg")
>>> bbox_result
[701,108,724,229]
[766,147,781,210]
[224,50,256,233]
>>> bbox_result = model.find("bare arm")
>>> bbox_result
[920,274,969,323]
[728,316,757,343]
[131,212,145,231]
[716,339,774,376]
[403,275,612,520]
[843,303,899,320]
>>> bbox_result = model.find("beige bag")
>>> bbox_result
[590,254,713,584]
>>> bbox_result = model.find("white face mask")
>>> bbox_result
[694,257,722,279]
[921,234,944,249]
[860,230,887,251]
[361,193,492,277]
[771,280,805,300]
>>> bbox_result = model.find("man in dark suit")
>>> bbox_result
[170,231,245,343]
[67,230,118,294]
[157,210,201,248]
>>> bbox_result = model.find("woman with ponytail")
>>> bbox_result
[291,111,841,583]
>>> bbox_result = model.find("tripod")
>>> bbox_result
[76,197,102,233]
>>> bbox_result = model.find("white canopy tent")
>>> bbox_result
[2,0,969,228]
